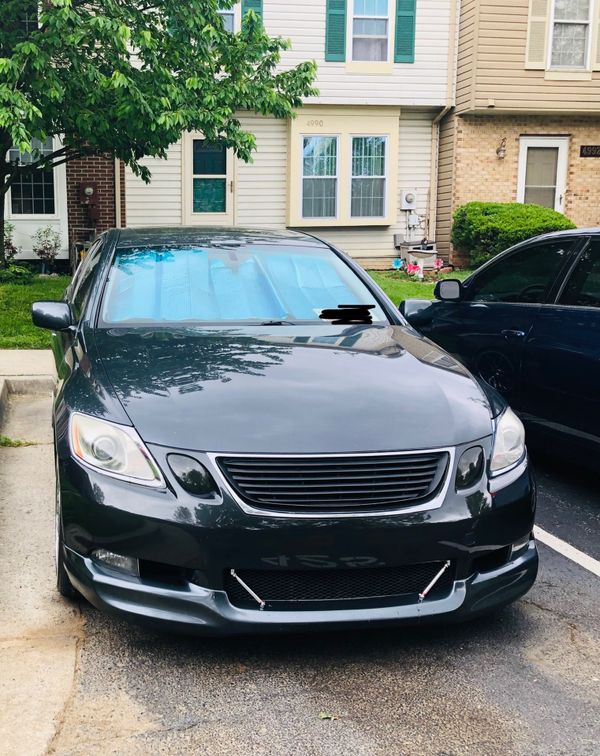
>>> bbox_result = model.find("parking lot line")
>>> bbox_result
[534,525,600,578]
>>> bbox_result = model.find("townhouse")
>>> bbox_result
[436,0,600,262]
[121,0,459,269]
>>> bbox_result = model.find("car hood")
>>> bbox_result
[92,324,494,454]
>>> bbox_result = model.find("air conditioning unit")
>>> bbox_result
[401,189,418,211]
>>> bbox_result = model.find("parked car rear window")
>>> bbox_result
[100,245,387,325]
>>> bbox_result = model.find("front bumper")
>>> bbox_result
[63,540,538,636]
[57,435,538,635]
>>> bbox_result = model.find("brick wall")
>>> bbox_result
[437,113,600,264]
[66,154,120,250]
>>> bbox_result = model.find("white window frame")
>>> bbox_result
[349,0,391,64]
[517,136,569,213]
[349,134,388,219]
[548,0,595,70]
[218,3,240,32]
[6,136,61,221]
[300,135,339,221]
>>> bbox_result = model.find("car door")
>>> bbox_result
[518,236,600,453]
[414,237,579,408]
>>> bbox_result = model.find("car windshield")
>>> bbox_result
[100,244,388,325]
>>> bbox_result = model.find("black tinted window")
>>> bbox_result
[71,239,103,320]
[466,240,573,304]
[560,240,600,308]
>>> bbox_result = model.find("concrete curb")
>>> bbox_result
[0,376,56,428]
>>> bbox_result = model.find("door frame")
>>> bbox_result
[517,136,569,213]
[182,132,235,226]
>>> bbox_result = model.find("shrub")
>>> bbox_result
[32,225,62,268]
[4,221,22,263]
[451,202,577,268]
[0,265,34,285]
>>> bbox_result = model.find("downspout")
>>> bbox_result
[114,158,122,228]
[427,0,459,246]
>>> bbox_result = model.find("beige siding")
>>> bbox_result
[435,113,457,259]
[236,115,288,228]
[125,142,182,227]
[456,0,600,114]
[271,0,451,107]
[304,110,435,262]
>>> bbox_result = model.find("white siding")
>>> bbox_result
[236,114,288,228]
[304,110,434,261]
[125,141,182,227]
[270,0,451,107]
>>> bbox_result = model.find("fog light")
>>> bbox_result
[92,549,140,577]
[510,536,530,559]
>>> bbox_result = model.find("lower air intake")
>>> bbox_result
[225,562,454,609]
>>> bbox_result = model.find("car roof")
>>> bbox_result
[526,226,600,242]
[114,226,325,249]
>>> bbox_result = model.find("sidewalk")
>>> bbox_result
[0,350,56,424]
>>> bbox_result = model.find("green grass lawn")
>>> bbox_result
[0,269,472,350]
[369,269,472,306]
[0,276,71,349]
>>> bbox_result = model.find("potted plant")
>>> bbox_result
[32,225,62,273]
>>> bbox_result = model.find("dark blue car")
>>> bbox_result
[401,228,600,458]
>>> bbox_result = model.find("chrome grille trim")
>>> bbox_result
[208,448,455,519]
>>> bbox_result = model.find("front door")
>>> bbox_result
[519,237,600,452]
[517,136,569,212]
[183,136,235,225]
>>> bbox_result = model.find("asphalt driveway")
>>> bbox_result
[1,392,599,756]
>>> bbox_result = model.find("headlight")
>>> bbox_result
[490,408,525,474]
[70,413,164,487]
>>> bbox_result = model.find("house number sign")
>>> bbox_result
[580,145,600,157]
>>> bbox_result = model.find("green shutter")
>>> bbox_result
[394,0,416,63]
[242,0,263,22]
[325,0,346,62]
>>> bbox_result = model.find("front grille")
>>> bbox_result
[217,452,449,513]
[225,562,455,609]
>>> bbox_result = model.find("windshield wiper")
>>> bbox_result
[259,320,296,326]
[319,304,375,324]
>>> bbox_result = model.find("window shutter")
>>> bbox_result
[394,0,416,64]
[325,0,346,62]
[242,0,263,22]
[593,0,600,70]
[525,0,550,69]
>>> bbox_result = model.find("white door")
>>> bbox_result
[182,134,235,225]
[517,137,569,212]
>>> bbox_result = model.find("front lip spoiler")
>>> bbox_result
[63,542,538,636]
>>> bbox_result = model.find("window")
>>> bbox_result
[467,241,574,304]
[20,1,38,35]
[560,240,600,307]
[351,136,386,217]
[302,137,338,219]
[8,137,55,215]
[550,0,593,68]
[101,245,388,324]
[71,238,104,321]
[192,140,227,214]
[218,6,235,31]
[352,0,390,61]
[517,137,568,212]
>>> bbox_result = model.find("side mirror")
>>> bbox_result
[434,279,463,302]
[32,301,73,332]
[399,299,432,320]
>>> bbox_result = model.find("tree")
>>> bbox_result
[0,0,317,266]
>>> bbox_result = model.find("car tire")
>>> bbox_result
[55,459,79,600]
